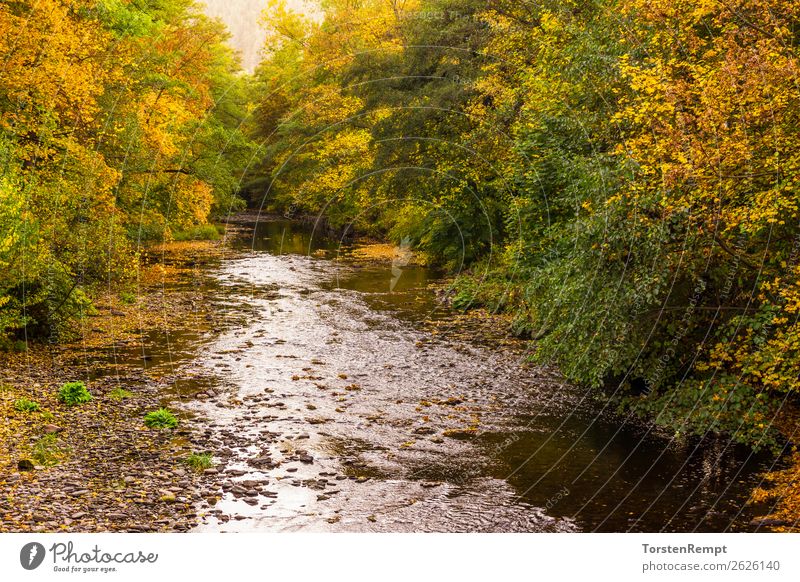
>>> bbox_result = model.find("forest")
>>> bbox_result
[2,0,800,531]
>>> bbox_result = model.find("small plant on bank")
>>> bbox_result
[58,381,92,406]
[119,291,137,305]
[31,434,68,467]
[183,452,213,471]
[14,398,41,412]
[144,408,178,429]
[109,387,133,400]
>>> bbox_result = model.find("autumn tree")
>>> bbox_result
[0,0,253,343]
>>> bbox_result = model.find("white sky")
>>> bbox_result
[201,0,319,72]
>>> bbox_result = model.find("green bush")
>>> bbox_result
[5,265,96,343]
[119,291,137,305]
[144,408,178,429]
[128,221,166,243]
[58,381,92,406]
[183,452,213,471]
[628,376,781,453]
[14,398,40,412]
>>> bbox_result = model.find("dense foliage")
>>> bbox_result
[0,0,253,344]
[250,0,800,450]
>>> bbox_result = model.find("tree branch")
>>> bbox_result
[713,233,759,271]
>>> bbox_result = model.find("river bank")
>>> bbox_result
[0,239,230,532]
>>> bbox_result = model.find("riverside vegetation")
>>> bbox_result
[2,0,800,529]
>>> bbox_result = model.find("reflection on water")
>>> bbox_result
[235,219,446,321]
[481,419,770,531]
[239,218,341,255]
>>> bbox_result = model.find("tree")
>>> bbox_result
[0,0,254,343]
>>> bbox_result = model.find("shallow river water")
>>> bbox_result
[123,219,777,532]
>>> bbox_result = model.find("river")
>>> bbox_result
[113,218,775,532]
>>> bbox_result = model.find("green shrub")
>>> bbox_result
[58,381,92,406]
[144,408,178,429]
[183,452,213,471]
[451,287,478,311]
[628,376,781,453]
[128,221,166,243]
[119,291,137,305]
[14,398,41,412]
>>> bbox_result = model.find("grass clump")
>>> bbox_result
[183,452,213,471]
[144,408,178,429]
[14,398,41,412]
[109,387,133,400]
[58,381,92,406]
[31,434,68,466]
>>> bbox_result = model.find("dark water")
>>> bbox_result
[89,218,779,532]
[243,219,445,319]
